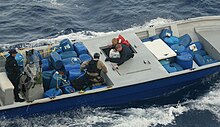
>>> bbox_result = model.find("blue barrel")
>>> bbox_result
[15,53,24,67]
[34,50,43,61]
[60,39,74,52]
[42,58,50,71]
[163,36,179,47]
[42,70,55,91]
[74,42,88,55]
[64,63,80,72]
[68,69,85,81]
[62,57,81,65]
[170,63,183,71]
[50,72,63,89]
[159,29,173,40]
[176,52,193,69]
[60,51,77,59]
[49,52,63,70]
[79,54,92,63]
[203,55,218,65]
[171,44,185,54]
[179,34,192,47]
[163,64,177,73]
[194,50,207,56]
[43,88,62,98]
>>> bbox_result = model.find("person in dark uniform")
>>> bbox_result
[81,53,108,87]
[105,44,134,66]
[5,49,25,102]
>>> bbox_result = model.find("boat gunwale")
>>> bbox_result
[1,61,219,111]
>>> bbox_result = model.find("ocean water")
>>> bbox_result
[1,0,220,127]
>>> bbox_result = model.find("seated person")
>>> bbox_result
[81,53,108,87]
[108,35,131,59]
[110,34,131,48]
[105,44,134,66]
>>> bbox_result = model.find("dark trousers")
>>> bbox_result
[109,58,121,64]
[8,74,20,100]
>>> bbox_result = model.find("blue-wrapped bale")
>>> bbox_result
[176,52,193,69]
[43,88,62,98]
[62,57,81,65]
[60,39,74,52]
[74,42,88,55]
[49,52,63,70]
[42,70,55,91]
[60,51,77,59]
[79,54,92,63]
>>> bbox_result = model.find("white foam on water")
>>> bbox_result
[190,82,220,121]
[34,105,188,127]
[0,17,172,51]
[32,0,69,6]
[144,17,174,28]
[111,105,188,127]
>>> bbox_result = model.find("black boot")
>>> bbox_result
[15,98,25,102]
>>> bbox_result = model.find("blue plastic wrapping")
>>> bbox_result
[179,34,192,47]
[68,69,85,81]
[79,54,92,63]
[15,53,24,67]
[60,51,77,59]
[42,70,55,91]
[60,39,74,52]
[163,36,179,47]
[159,29,173,40]
[176,52,193,69]
[62,57,81,65]
[43,88,62,98]
[49,52,63,70]
[74,42,88,55]
[171,44,185,54]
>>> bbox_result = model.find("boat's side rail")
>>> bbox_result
[0,72,14,106]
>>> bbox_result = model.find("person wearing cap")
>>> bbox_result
[81,53,108,87]
[5,49,25,102]
[105,44,134,66]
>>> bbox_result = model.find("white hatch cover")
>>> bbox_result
[143,39,176,60]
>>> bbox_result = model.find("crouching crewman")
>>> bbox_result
[81,53,108,87]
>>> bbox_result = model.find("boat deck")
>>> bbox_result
[83,32,169,88]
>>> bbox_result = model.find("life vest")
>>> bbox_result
[117,34,130,47]
[87,60,101,75]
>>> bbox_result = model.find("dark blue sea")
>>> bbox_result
[1,0,220,127]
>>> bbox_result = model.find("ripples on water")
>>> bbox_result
[1,0,220,127]
[1,0,220,44]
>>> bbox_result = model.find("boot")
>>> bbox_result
[15,97,25,102]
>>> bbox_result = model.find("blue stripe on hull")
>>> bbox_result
[1,66,220,118]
